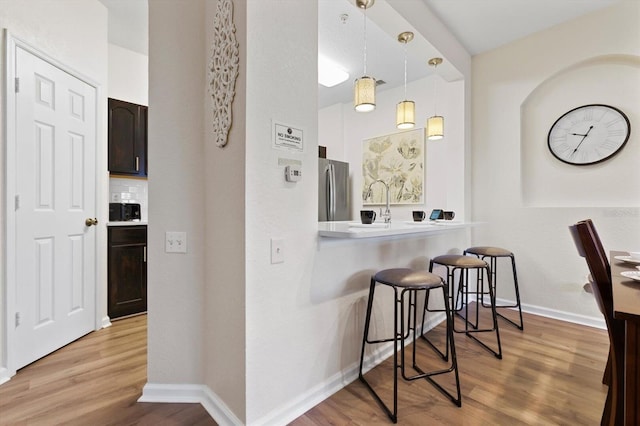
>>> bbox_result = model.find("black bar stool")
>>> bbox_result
[464,246,524,330]
[358,268,461,423]
[424,255,502,359]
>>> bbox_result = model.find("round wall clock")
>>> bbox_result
[547,104,631,166]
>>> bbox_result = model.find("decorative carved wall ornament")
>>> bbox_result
[208,0,239,148]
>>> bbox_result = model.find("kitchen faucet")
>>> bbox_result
[367,180,391,223]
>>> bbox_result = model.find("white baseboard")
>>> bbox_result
[101,315,112,329]
[0,367,13,386]
[136,315,447,426]
[137,305,603,426]
[253,313,447,426]
[484,296,606,330]
[139,383,243,425]
[518,300,606,330]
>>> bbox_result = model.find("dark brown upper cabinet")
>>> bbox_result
[108,98,147,176]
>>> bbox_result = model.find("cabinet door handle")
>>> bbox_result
[135,156,140,171]
[143,246,147,263]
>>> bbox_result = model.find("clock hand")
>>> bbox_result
[572,125,594,154]
[571,133,587,136]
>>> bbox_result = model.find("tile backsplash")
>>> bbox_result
[109,177,148,221]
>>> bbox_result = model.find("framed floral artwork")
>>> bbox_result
[362,128,424,205]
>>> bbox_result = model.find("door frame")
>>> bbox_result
[3,32,107,379]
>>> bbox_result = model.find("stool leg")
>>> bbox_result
[358,278,399,423]
[442,286,462,406]
[454,267,479,332]
[411,284,462,407]
[409,289,419,369]
[504,254,524,330]
[483,254,524,330]
[479,255,498,310]
[392,287,399,423]
[422,262,450,361]
[463,265,502,359]
[358,278,376,379]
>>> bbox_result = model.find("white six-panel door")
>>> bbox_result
[11,43,97,370]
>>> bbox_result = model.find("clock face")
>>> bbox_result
[547,104,630,166]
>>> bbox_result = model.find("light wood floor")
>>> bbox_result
[0,310,609,425]
[292,309,610,425]
[0,315,216,426]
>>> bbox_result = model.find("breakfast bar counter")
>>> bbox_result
[309,217,473,406]
[318,220,476,239]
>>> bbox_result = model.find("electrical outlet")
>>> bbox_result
[271,238,284,264]
[166,231,187,253]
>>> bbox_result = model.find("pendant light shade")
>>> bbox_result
[354,0,376,112]
[427,57,444,140]
[396,101,415,129]
[354,76,376,112]
[426,115,444,140]
[396,31,415,129]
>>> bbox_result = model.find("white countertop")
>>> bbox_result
[318,220,475,239]
[107,221,148,227]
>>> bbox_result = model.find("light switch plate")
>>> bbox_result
[271,238,284,264]
[166,231,187,253]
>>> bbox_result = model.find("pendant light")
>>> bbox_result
[396,31,415,129]
[426,57,444,140]
[354,0,375,112]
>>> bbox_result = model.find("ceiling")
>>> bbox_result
[99,0,623,108]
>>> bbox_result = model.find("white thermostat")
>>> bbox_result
[285,165,302,182]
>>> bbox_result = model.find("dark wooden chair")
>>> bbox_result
[569,219,624,426]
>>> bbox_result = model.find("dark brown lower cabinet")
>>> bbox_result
[108,225,147,319]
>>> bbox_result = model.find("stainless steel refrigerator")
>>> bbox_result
[318,158,350,221]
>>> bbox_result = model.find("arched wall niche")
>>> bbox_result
[520,54,640,207]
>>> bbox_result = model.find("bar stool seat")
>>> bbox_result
[359,268,461,423]
[464,246,524,330]
[432,254,487,268]
[425,255,502,359]
[373,268,444,287]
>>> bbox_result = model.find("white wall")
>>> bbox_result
[244,1,320,422]
[147,0,205,386]
[108,43,148,106]
[203,0,247,420]
[471,1,640,323]
[0,0,109,381]
[318,103,344,160]
[320,75,466,222]
[521,55,639,207]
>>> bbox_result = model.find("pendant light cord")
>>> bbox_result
[362,7,368,75]
[433,64,438,115]
[403,42,408,100]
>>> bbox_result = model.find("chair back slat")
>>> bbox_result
[568,219,624,426]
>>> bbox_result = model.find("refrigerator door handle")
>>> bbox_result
[326,163,336,221]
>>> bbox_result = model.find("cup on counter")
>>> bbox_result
[360,210,376,225]
[444,211,455,220]
[412,211,426,222]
